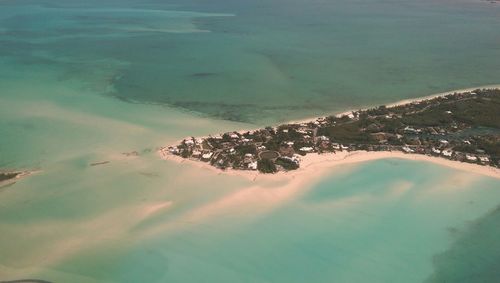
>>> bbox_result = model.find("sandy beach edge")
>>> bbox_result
[163,84,500,145]
[0,170,40,188]
[160,150,500,180]
[159,84,500,180]
[288,84,500,125]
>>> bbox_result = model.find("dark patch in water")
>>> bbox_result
[122,151,139,157]
[139,172,159,178]
[169,100,325,123]
[190,72,217,78]
[446,226,460,235]
[425,205,500,283]
[0,172,19,182]
[89,161,110,167]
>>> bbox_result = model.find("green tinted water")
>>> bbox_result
[1,0,499,282]
[1,0,499,123]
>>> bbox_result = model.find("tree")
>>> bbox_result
[257,159,277,173]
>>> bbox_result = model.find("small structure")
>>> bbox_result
[248,161,258,170]
[479,156,490,163]
[402,146,414,153]
[318,136,329,141]
[202,152,213,161]
[465,154,477,162]
[442,149,453,157]
[431,147,441,154]
[404,126,417,134]
[244,153,254,163]
[299,147,314,153]
[192,150,202,158]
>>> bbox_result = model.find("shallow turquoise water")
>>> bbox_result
[36,160,500,283]
[1,0,500,282]
[1,0,499,123]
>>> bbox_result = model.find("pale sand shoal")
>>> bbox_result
[160,150,500,181]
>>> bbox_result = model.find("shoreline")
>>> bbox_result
[288,84,500,125]
[159,85,500,180]
[165,84,500,145]
[0,170,37,188]
[160,150,500,180]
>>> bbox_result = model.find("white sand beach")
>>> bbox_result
[160,149,500,182]
[160,85,500,182]
[288,84,500,125]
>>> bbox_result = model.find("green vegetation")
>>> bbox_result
[168,88,500,173]
[234,144,257,155]
[257,159,277,173]
[275,157,299,170]
[0,172,19,182]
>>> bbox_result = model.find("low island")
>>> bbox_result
[0,170,33,187]
[160,89,500,174]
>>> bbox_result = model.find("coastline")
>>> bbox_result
[165,84,500,146]
[160,85,500,180]
[288,84,500,125]
[0,170,37,188]
[160,150,500,180]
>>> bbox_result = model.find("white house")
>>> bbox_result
[202,152,213,160]
[299,147,314,152]
[402,146,414,153]
[248,161,258,170]
[442,150,453,157]
[479,156,490,163]
[465,154,477,161]
[431,147,441,154]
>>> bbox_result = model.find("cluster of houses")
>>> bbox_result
[161,89,498,172]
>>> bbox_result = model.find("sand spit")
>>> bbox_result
[0,170,38,188]
[160,85,500,180]
[161,150,500,180]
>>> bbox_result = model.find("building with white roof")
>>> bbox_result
[442,149,453,157]
[402,146,414,153]
[479,156,490,163]
[299,147,314,152]
[465,154,477,161]
[202,152,213,160]
[431,147,441,154]
[248,161,258,170]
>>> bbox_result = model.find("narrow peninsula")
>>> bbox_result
[160,89,500,174]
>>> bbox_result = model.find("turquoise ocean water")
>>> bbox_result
[0,0,499,282]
